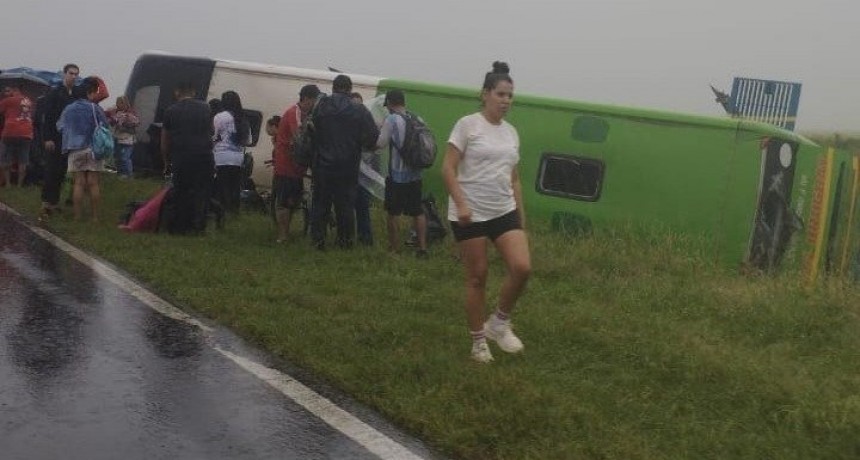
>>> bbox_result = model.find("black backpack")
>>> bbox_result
[407,193,447,247]
[292,96,326,168]
[396,111,437,169]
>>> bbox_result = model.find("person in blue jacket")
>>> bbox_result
[56,77,109,223]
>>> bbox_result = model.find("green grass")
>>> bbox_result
[3,176,860,459]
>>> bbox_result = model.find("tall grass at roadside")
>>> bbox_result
[3,177,860,459]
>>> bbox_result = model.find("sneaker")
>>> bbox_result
[484,318,524,353]
[471,340,493,363]
[37,208,51,222]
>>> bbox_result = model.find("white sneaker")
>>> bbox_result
[471,340,494,363]
[484,318,524,353]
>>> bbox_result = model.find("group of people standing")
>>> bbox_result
[158,83,258,235]
[267,63,532,363]
[14,60,531,363]
[268,76,430,257]
[26,64,137,222]
[0,63,140,222]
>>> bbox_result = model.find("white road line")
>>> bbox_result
[216,348,424,460]
[10,215,211,331]
[2,203,426,460]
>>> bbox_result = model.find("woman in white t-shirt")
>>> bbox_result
[442,61,532,363]
[212,90,250,213]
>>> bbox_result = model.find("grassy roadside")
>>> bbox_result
[2,176,860,459]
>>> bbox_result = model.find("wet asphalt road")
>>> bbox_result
[0,209,438,460]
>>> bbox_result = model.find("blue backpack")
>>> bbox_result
[91,103,114,161]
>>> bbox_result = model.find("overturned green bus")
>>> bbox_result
[125,52,859,280]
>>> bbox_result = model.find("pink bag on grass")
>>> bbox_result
[118,186,170,233]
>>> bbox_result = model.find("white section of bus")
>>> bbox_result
[207,59,383,188]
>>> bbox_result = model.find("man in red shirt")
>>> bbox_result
[0,85,34,187]
[273,84,320,243]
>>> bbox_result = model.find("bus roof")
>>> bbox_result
[379,78,815,146]
[138,51,384,88]
[214,59,383,88]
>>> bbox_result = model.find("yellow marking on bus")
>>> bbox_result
[840,155,860,273]
[808,148,835,284]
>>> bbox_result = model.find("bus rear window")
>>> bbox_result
[132,85,161,143]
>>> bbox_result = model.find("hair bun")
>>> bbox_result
[491,61,510,75]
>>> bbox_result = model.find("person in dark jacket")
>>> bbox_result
[309,74,379,249]
[161,81,214,235]
[36,63,80,220]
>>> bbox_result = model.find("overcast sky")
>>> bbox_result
[2,0,857,133]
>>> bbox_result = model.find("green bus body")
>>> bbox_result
[375,79,859,279]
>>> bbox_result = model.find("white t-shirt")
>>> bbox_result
[446,112,520,222]
[212,111,245,167]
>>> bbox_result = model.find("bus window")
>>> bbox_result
[244,109,262,147]
[537,153,604,202]
[133,85,161,143]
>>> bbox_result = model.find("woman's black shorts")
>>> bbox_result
[449,209,522,242]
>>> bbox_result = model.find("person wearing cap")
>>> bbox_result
[273,84,320,243]
[307,74,379,250]
[376,89,428,257]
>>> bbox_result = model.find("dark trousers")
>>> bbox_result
[311,171,357,249]
[354,185,372,245]
[215,165,242,213]
[170,156,214,235]
[40,149,67,207]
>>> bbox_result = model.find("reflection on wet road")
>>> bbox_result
[0,209,435,460]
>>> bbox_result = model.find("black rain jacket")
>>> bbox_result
[311,92,379,176]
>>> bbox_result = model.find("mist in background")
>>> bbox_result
[2,0,857,132]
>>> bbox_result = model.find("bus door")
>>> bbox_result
[747,138,803,270]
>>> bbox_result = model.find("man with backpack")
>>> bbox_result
[274,84,320,243]
[376,90,429,258]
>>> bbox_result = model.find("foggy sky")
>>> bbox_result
[2,0,857,133]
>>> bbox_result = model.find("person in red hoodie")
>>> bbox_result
[0,85,35,187]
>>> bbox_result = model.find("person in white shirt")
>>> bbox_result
[212,90,250,213]
[441,61,531,363]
